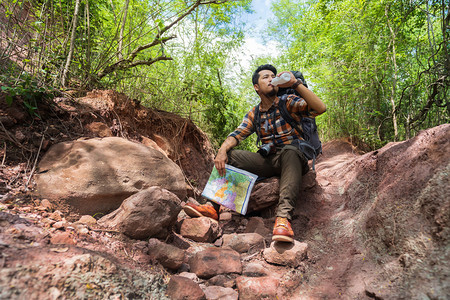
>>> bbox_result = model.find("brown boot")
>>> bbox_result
[183,203,219,221]
[272,217,294,242]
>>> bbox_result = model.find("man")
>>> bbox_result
[184,64,326,242]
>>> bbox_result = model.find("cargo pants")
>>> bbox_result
[226,145,309,220]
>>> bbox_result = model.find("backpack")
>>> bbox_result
[254,71,322,169]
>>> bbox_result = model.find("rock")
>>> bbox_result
[222,233,265,254]
[50,232,76,245]
[141,136,168,157]
[178,272,200,283]
[35,137,187,216]
[98,187,181,239]
[242,262,268,277]
[263,241,308,267]
[49,211,63,222]
[247,177,279,213]
[40,199,54,211]
[85,122,112,137]
[204,286,238,300]
[76,215,97,225]
[219,211,233,221]
[235,276,279,300]
[189,248,242,279]
[180,217,221,243]
[243,217,271,237]
[52,221,66,229]
[247,171,317,213]
[166,275,206,300]
[147,238,185,270]
[207,274,237,288]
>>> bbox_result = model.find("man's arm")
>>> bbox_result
[278,71,327,114]
[214,136,238,176]
[295,83,326,114]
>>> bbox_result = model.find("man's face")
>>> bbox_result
[254,70,278,97]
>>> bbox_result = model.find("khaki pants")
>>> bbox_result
[227,145,308,220]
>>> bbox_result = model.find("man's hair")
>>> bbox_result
[252,64,277,85]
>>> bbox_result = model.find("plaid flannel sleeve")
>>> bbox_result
[227,106,256,142]
[287,95,324,118]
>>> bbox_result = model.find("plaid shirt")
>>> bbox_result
[229,94,323,145]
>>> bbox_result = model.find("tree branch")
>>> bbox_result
[96,0,230,80]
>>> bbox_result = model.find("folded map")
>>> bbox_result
[201,164,258,215]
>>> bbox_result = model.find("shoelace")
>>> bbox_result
[276,218,290,229]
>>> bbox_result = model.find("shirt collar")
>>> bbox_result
[259,97,280,113]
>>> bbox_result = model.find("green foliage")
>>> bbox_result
[270,0,448,149]
[0,72,53,118]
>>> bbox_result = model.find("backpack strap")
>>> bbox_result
[253,104,262,146]
[278,95,304,138]
[278,95,318,170]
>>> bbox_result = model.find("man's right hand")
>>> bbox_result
[214,136,238,176]
[214,149,228,177]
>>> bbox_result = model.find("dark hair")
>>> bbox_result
[252,64,277,85]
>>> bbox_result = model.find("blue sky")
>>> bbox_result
[231,0,282,73]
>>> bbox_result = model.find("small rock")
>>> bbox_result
[244,217,271,237]
[50,232,76,245]
[204,286,238,300]
[189,247,242,279]
[236,276,279,300]
[178,272,200,283]
[147,238,185,270]
[263,241,308,267]
[52,221,66,229]
[75,224,89,234]
[77,215,97,226]
[222,233,265,254]
[207,274,237,288]
[242,262,268,277]
[166,275,206,300]
[219,211,232,221]
[180,217,221,243]
[49,211,63,222]
[40,199,54,211]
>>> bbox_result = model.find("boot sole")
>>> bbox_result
[272,235,294,243]
[183,205,218,221]
[183,206,204,218]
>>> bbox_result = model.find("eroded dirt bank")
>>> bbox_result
[0,91,448,299]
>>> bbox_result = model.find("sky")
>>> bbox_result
[232,0,282,74]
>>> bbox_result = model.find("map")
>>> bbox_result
[201,164,258,215]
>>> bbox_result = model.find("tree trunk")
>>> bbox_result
[118,0,130,60]
[386,5,399,141]
[61,0,81,87]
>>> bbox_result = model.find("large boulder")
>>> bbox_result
[247,170,317,213]
[97,187,181,239]
[35,137,187,216]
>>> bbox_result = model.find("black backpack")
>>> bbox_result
[254,71,322,169]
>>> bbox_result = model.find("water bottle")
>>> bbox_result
[271,73,291,86]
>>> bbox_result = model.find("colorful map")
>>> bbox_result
[201,164,258,215]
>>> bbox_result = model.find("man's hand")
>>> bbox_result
[277,71,297,88]
[214,149,228,177]
[214,136,238,177]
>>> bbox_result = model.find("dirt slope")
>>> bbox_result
[0,91,448,299]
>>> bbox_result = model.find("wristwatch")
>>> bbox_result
[291,79,303,90]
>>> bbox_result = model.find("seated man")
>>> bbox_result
[184,64,326,242]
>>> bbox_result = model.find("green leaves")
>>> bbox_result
[270,0,448,148]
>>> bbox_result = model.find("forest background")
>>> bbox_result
[1,0,448,152]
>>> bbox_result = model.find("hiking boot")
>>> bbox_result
[183,203,219,221]
[272,217,294,242]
